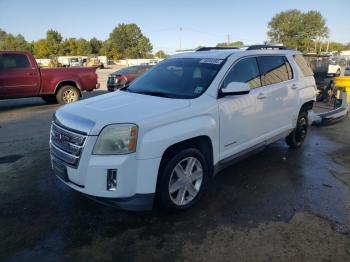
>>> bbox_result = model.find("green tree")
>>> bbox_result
[60,38,78,56]
[0,33,31,51]
[267,9,329,53]
[325,42,345,52]
[216,41,244,47]
[0,28,7,43]
[155,50,167,58]
[46,29,63,55]
[33,39,51,58]
[106,23,153,59]
[98,41,108,55]
[89,37,103,54]
[76,38,92,55]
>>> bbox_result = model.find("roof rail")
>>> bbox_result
[196,46,240,51]
[246,45,293,50]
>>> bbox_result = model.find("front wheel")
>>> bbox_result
[286,111,309,148]
[157,148,208,211]
[56,85,80,104]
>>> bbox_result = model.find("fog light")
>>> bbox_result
[107,169,117,191]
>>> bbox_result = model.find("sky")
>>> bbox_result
[0,0,349,53]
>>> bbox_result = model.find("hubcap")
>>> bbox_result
[168,157,203,206]
[296,117,307,143]
[63,89,77,103]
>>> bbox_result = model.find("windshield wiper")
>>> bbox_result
[130,90,171,98]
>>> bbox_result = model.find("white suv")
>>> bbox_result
[50,45,316,211]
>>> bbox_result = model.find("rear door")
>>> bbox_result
[256,55,296,135]
[0,53,40,99]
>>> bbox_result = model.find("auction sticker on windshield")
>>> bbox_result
[199,58,224,64]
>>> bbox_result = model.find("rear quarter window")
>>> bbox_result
[293,55,314,77]
[257,56,291,85]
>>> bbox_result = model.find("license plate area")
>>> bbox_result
[52,158,68,182]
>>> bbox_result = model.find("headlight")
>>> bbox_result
[93,124,138,155]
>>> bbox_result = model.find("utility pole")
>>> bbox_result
[179,27,183,50]
[227,34,230,45]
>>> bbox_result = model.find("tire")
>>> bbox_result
[286,111,309,148]
[41,95,57,104]
[157,148,209,211]
[56,85,80,104]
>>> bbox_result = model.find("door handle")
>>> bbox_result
[257,93,267,99]
[291,84,298,90]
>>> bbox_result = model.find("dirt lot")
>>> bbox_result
[0,90,350,261]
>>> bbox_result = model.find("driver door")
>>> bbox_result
[218,56,266,160]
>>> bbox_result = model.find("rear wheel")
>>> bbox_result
[56,85,80,104]
[157,148,208,211]
[286,111,309,148]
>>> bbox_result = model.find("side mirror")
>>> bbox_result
[221,82,250,96]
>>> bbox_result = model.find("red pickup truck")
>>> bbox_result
[0,51,100,104]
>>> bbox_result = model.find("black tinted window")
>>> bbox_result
[224,57,261,89]
[294,55,314,77]
[0,54,30,69]
[258,56,291,85]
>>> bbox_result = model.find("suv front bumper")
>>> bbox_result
[50,126,161,211]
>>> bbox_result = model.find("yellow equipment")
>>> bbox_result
[85,56,104,69]
[334,76,350,103]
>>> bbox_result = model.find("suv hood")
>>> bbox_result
[54,91,191,135]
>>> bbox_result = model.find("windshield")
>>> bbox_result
[126,58,224,99]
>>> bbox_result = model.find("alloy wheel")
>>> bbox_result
[62,89,77,103]
[168,157,203,206]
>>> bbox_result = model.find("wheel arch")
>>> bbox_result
[158,135,214,178]
[54,80,82,96]
[300,100,314,113]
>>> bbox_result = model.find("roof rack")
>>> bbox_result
[196,46,240,51]
[246,45,292,50]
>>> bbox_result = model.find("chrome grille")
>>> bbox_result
[50,122,87,168]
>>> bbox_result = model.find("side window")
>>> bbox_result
[0,54,30,70]
[223,57,261,89]
[293,54,314,77]
[257,56,291,85]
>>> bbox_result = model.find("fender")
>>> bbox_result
[136,115,219,163]
[53,79,82,93]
